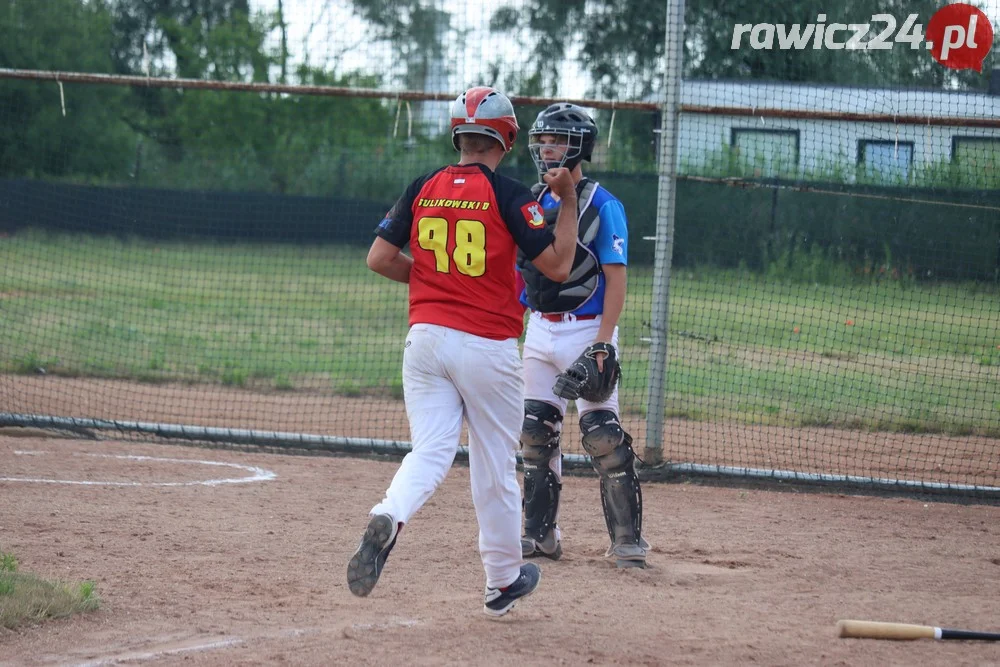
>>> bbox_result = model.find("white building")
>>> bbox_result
[673,75,1000,182]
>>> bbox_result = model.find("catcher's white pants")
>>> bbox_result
[370,323,524,589]
[522,311,620,490]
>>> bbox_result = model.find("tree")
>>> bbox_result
[109,0,263,79]
[490,0,996,99]
[0,0,402,194]
[0,0,136,180]
[344,0,463,139]
[346,1,453,92]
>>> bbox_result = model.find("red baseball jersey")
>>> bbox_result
[377,163,553,339]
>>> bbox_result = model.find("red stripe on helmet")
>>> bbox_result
[463,86,494,118]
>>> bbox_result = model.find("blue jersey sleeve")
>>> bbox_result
[593,197,628,266]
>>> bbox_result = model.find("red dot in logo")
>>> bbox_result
[925,3,994,72]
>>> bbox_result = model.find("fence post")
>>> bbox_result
[643,0,685,466]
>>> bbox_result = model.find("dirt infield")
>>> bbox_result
[2,435,1000,666]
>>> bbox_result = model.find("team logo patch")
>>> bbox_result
[377,206,396,230]
[612,234,625,254]
[521,202,545,228]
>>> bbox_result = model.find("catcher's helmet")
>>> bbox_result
[450,86,519,153]
[528,103,599,177]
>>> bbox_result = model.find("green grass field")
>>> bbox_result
[2,230,998,436]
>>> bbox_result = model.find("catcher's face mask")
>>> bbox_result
[529,131,585,178]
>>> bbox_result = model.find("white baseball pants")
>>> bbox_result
[370,323,524,589]
[522,311,620,487]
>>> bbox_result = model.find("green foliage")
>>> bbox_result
[77,580,97,601]
[671,178,1000,282]
[335,380,364,397]
[682,141,802,180]
[220,366,248,387]
[158,9,269,82]
[110,0,260,78]
[10,353,58,375]
[0,0,404,194]
[347,1,451,91]
[979,346,1000,367]
[127,56,400,193]
[765,242,857,285]
[686,143,1000,190]
[1,552,17,573]
[0,0,136,181]
[3,0,994,201]
[0,549,99,629]
[910,157,1000,190]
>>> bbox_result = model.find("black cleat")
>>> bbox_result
[483,562,542,617]
[347,514,399,597]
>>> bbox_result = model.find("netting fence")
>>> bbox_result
[1,0,998,497]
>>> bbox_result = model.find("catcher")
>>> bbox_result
[515,103,648,568]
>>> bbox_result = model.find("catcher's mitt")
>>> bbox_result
[552,342,620,402]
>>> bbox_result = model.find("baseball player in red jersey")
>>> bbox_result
[348,86,580,617]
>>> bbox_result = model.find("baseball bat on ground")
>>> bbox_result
[837,620,1000,641]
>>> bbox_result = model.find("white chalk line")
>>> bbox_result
[72,636,245,667]
[1,451,276,486]
[68,621,420,665]
[349,618,422,631]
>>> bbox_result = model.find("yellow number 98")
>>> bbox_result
[417,217,486,278]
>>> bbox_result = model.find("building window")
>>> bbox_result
[859,140,914,182]
[730,129,799,176]
[952,137,1000,168]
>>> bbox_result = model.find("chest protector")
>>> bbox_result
[517,178,602,314]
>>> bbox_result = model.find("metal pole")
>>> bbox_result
[644,0,685,466]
